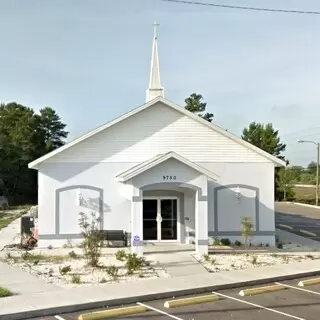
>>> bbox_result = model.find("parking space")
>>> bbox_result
[29,276,320,320]
[275,202,320,241]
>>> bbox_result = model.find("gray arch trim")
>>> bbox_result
[132,182,207,202]
[214,184,260,232]
[55,185,104,235]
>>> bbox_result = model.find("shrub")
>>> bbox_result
[212,237,221,246]
[277,242,283,249]
[68,250,79,259]
[220,238,231,246]
[282,255,289,263]
[106,265,119,279]
[234,240,242,246]
[71,275,81,284]
[251,255,258,265]
[78,211,104,267]
[115,250,127,262]
[240,216,254,253]
[99,277,107,283]
[125,253,145,275]
[59,265,72,275]
[203,254,210,262]
[211,257,217,265]
[0,287,13,298]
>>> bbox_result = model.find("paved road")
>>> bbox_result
[275,202,320,241]
[30,276,320,320]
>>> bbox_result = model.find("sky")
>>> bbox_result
[0,0,320,166]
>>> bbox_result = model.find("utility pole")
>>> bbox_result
[298,140,320,206]
[316,142,319,206]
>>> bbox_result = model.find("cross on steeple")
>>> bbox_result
[153,21,160,38]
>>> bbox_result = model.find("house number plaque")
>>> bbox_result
[163,175,176,180]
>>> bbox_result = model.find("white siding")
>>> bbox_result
[47,102,271,164]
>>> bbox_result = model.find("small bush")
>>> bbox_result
[79,212,104,267]
[306,254,314,260]
[282,255,289,263]
[234,240,242,246]
[277,242,283,249]
[0,287,13,298]
[47,245,53,250]
[212,237,221,246]
[63,238,74,249]
[71,275,81,284]
[203,254,210,262]
[59,265,72,275]
[251,255,258,265]
[115,250,127,262]
[211,257,217,265]
[106,265,119,279]
[5,252,12,260]
[68,250,79,259]
[220,238,231,246]
[99,278,107,283]
[125,253,145,275]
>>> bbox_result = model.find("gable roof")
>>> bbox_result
[116,151,219,182]
[28,96,286,169]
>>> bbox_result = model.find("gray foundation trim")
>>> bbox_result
[55,185,104,235]
[39,233,84,240]
[132,182,207,202]
[197,239,209,245]
[189,231,275,237]
[214,184,260,232]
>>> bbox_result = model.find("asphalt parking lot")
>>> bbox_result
[275,202,320,241]
[30,276,320,320]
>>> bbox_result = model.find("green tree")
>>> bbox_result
[38,107,69,153]
[241,122,286,160]
[307,161,318,176]
[278,168,295,201]
[241,122,287,199]
[184,93,214,122]
[0,102,68,204]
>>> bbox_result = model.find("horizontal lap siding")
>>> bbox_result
[47,102,270,163]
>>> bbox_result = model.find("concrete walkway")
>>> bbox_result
[146,250,207,277]
[0,261,60,295]
[0,218,21,251]
[0,258,319,320]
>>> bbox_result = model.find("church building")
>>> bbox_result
[28,25,285,255]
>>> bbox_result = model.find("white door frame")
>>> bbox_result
[142,196,180,243]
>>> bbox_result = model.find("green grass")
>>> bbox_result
[21,252,67,263]
[293,187,317,204]
[0,287,13,298]
[0,215,21,231]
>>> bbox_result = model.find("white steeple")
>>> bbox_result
[146,21,164,102]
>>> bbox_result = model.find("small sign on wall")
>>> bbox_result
[163,175,176,181]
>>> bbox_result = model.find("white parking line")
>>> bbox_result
[54,316,66,320]
[212,291,305,320]
[137,302,185,320]
[275,282,320,296]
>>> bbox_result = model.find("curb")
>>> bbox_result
[78,305,147,320]
[283,202,320,210]
[299,230,317,237]
[298,277,320,287]
[2,269,320,320]
[239,284,287,296]
[164,294,219,308]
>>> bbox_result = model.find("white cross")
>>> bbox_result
[153,20,160,38]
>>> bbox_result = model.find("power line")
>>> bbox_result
[161,0,320,15]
